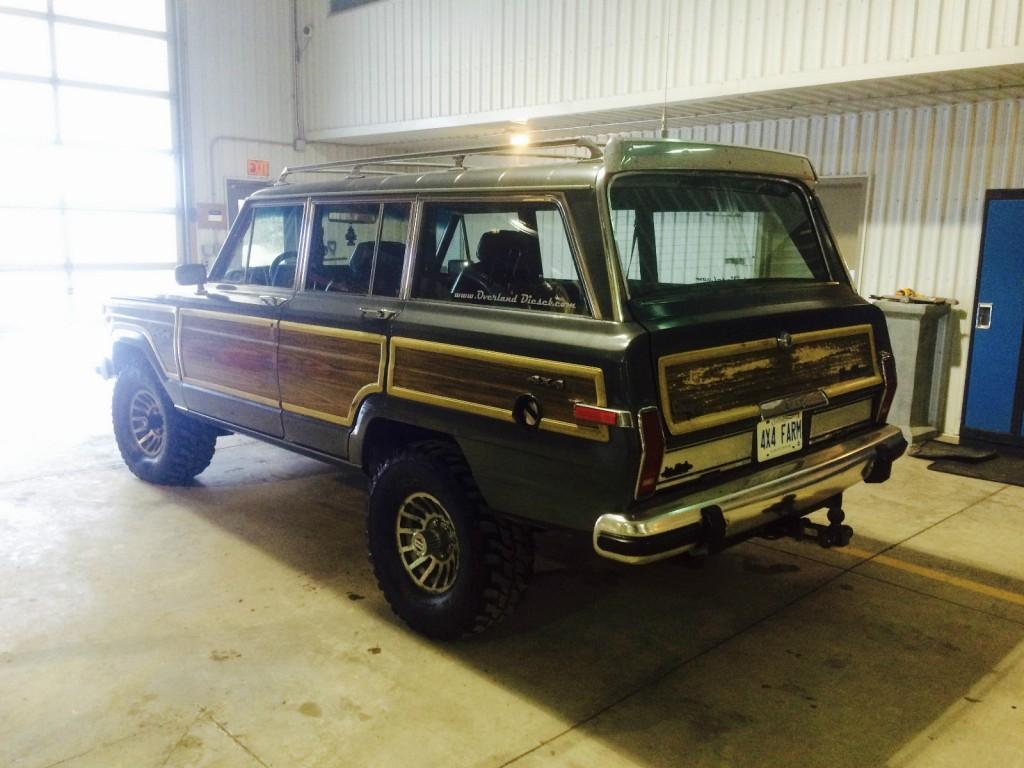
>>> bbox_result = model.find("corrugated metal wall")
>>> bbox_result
[180,0,377,198]
[179,0,371,259]
[299,0,1024,134]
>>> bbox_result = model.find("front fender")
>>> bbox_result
[107,331,186,407]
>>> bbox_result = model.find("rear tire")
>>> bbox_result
[367,441,533,640]
[112,360,217,485]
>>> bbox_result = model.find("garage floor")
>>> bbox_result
[2,333,1023,768]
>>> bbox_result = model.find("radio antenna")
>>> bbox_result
[659,7,671,138]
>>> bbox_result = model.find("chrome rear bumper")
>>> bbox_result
[593,425,906,564]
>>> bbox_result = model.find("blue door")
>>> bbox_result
[962,192,1024,443]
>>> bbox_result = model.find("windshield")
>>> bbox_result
[608,174,832,298]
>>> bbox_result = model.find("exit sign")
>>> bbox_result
[247,159,270,177]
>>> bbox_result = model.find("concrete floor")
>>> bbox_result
[2,331,1024,767]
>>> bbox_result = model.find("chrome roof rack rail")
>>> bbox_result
[276,136,603,183]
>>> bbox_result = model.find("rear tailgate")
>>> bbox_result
[634,281,889,493]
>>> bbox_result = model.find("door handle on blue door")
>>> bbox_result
[977,303,993,329]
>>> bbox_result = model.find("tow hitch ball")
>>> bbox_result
[763,496,853,549]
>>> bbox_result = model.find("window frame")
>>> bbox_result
[299,196,414,298]
[406,193,597,320]
[605,171,841,302]
[208,198,307,293]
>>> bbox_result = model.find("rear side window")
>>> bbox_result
[609,174,831,297]
[211,204,303,288]
[306,201,410,296]
[413,200,588,315]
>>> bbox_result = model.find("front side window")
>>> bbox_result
[306,201,410,296]
[211,203,303,288]
[609,174,831,298]
[413,200,588,315]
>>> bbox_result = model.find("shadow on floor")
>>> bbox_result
[167,443,1024,768]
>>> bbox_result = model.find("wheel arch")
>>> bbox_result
[357,416,456,476]
[109,332,188,408]
[111,332,165,379]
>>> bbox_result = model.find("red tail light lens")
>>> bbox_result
[573,403,620,426]
[635,407,666,499]
[876,351,898,422]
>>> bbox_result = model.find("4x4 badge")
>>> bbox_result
[776,331,793,349]
[527,374,565,391]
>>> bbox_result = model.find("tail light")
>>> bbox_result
[573,403,621,426]
[635,407,666,499]
[876,351,897,422]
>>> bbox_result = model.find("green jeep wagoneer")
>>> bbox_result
[101,137,906,639]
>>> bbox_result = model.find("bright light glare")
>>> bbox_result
[0,80,54,141]
[0,15,50,76]
[53,0,167,32]
[508,133,531,146]
[62,147,177,209]
[0,0,48,10]
[59,87,172,150]
[55,23,169,91]
[66,211,177,265]
[0,144,62,207]
[0,209,64,267]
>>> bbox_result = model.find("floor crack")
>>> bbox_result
[207,711,272,768]
[159,707,206,768]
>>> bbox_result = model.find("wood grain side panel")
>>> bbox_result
[278,324,385,426]
[388,338,607,441]
[179,311,279,403]
[660,325,882,435]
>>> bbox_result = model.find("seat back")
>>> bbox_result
[372,241,406,297]
[474,230,543,289]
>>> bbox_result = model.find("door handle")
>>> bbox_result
[259,295,287,307]
[359,306,398,320]
[977,303,992,329]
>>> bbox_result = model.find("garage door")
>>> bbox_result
[0,0,179,328]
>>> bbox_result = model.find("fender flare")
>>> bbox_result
[110,330,169,381]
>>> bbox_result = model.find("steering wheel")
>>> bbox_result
[269,251,297,287]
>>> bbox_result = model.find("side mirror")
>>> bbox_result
[175,263,207,290]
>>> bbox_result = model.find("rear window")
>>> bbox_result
[609,174,831,297]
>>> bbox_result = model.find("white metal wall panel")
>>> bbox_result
[182,0,295,200]
[179,0,370,260]
[299,0,1024,136]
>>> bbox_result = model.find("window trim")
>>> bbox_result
[406,193,598,319]
[299,196,415,297]
[604,170,839,302]
[207,198,307,294]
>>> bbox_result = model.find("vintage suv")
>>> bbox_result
[101,137,906,639]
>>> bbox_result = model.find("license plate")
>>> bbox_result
[756,412,803,462]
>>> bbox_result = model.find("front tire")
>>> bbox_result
[112,360,217,485]
[367,441,533,640]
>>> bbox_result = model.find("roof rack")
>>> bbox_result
[276,136,603,183]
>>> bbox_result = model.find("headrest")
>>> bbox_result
[475,230,542,285]
[349,241,375,280]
